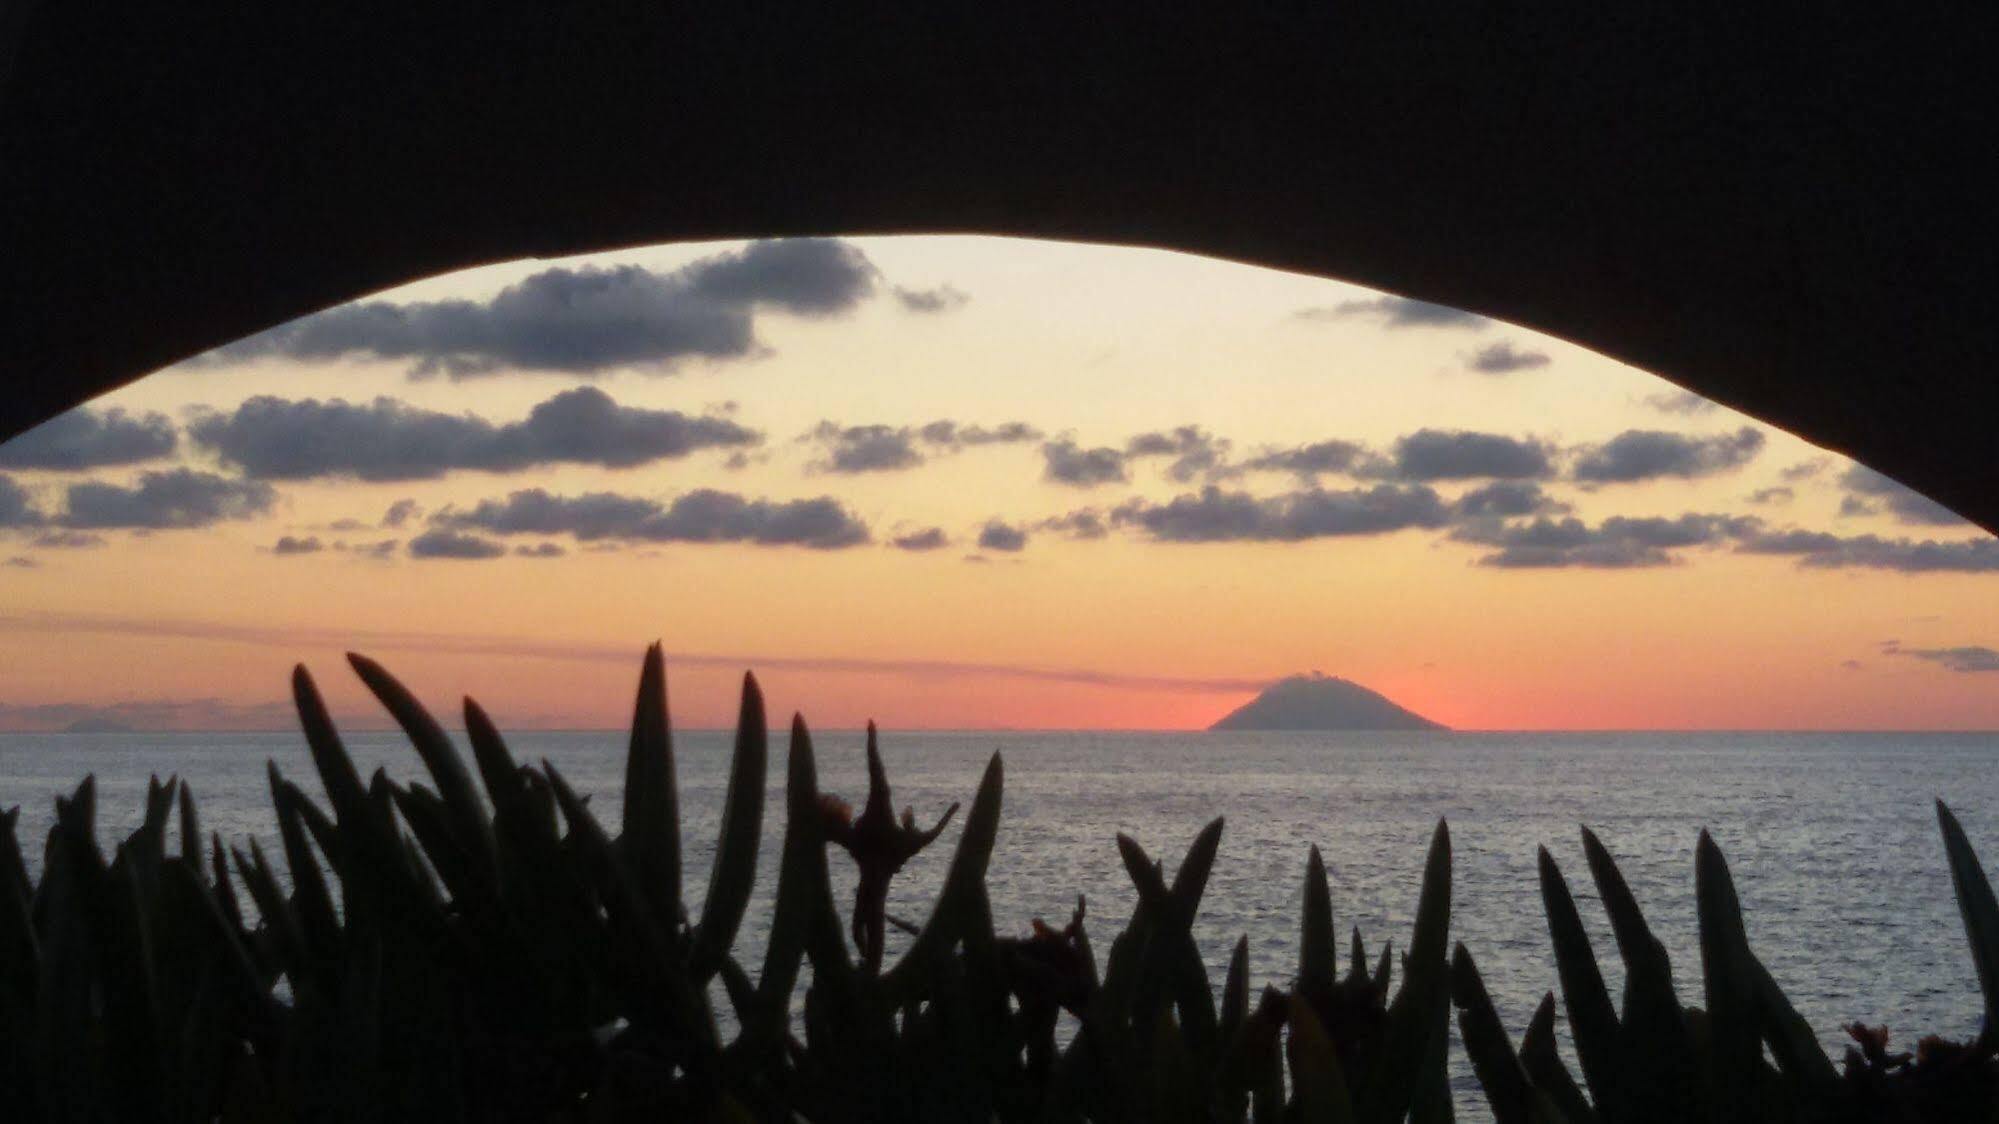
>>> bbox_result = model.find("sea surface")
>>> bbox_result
[6,728,1999,1115]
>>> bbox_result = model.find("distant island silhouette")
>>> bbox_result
[1210,673,1446,731]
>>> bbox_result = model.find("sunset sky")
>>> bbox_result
[2,236,1995,731]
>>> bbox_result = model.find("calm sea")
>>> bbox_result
[5,729,1998,1113]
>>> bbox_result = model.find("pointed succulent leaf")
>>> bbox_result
[1538,845,1623,1115]
[1750,954,1836,1087]
[1453,943,1535,1124]
[291,665,369,825]
[759,714,846,1015]
[1298,845,1336,999]
[268,766,339,963]
[177,780,201,865]
[619,643,682,928]
[1579,826,1704,1123]
[883,751,1004,997]
[463,697,524,814]
[1694,831,1764,1109]
[1938,800,1999,1034]
[348,652,496,872]
[692,672,768,980]
[1222,934,1251,1045]
[1355,820,1451,1124]
[1522,992,1600,1124]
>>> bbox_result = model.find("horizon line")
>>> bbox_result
[8,725,1999,736]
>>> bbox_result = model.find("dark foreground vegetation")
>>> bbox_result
[3,649,1997,1122]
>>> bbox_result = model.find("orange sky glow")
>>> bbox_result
[1,237,1994,731]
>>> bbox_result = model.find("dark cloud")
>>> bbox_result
[190,387,759,481]
[1113,484,1451,543]
[1455,513,1756,569]
[890,527,950,552]
[1643,390,1720,416]
[1125,426,1232,482]
[1735,530,1999,573]
[408,529,508,560]
[1895,646,1999,673]
[1036,510,1110,540]
[59,469,276,530]
[30,530,104,549]
[806,418,1042,474]
[0,474,40,527]
[5,556,34,569]
[977,521,1029,552]
[382,498,421,527]
[271,535,324,555]
[918,420,1042,447]
[1041,440,1128,487]
[1747,486,1795,506]
[1841,659,1865,671]
[1839,466,1965,526]
[1451,481,1570,519]
[1380,429,1555,481]
[806,423,925,473]
[1571,427,1765,483]
[1293,296,1488,330]
[31,530,105,549]
[893,284,970,313]
[1781,458,1830,482]
[202,239,878,377]
[514,543,566,559]
[1241,440,1369,481]
[435,487,871,549]
[0,407,176,470]
[1464,341,1550,375]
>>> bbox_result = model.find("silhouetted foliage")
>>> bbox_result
[2,649,1996,1121]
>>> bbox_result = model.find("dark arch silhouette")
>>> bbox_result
[4,6,1995,529]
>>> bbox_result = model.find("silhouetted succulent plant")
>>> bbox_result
[4,647,1999,1122]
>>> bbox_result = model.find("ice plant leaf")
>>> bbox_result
[619,642,682,930]
[1695,830,1762,1111]
[462,697,523,814]
[1538,845,1622,1116]
[1579,824,1704,1120]
[1521,991,1600,1124]
[883,751,1002,999]
[1355,819,1451,1124]
[691,672,767,981]
[1938,800,1999,1034]
[1451,943,1535,1124]
[176,779,200,865]
[347,652,496,879]
[1298,844,1336,1000]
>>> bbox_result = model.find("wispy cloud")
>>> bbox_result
[1292,296,1488,331]
[0,611,1272,695]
